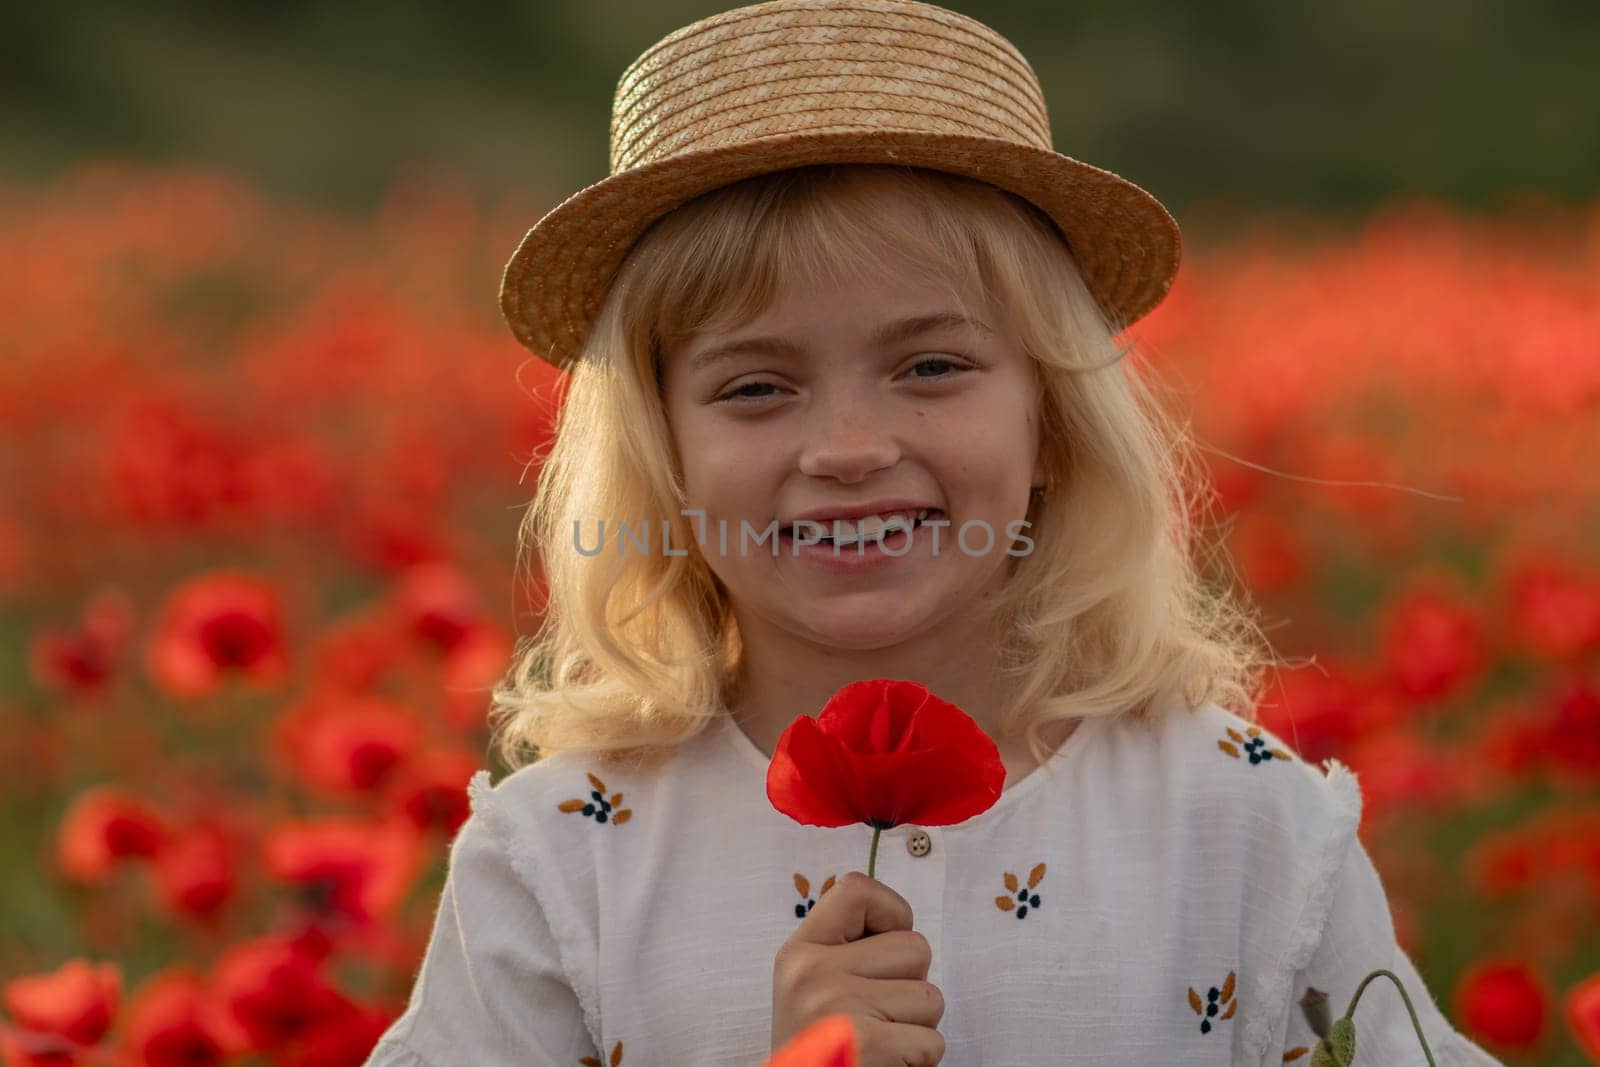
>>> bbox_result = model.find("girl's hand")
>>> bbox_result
[770,871,945,1066]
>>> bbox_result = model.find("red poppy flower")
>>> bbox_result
[273,692,425,795]
[1343,727,1458,821]
[143,570,289,699]
[389,562,482,656]
[439,622,513,729]
[765,1014,858,1067]
[1502,556,1600,661]
[345,499,453,574]
[119,969,227,1067]
[387,747,478,834]
[101,398,256,528]
[1378,583,1486,704]
[56,787,168,883]
[1545,676,1600,783]
[1254,659,1391,764]
[1,958,120,1048]
[1228,510,1308,594]
[153,822,237,920]
[27,589,135,697]
[263,816,422,928]
[205,937,343,1055]
[1453,957,1547,1050]
[1565,971,1600,1063]
[766,679,1003,830]
[280,993,396,1067]
[307,609,407,694]
[1473,702,1549,783]
[1465,830,1541,898]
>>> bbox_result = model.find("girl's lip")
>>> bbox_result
[777,507,944,538]
[784,502,943,526]
[775,512,942,570]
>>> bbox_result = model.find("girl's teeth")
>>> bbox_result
[787,508,935,544]
[820,510,925,545]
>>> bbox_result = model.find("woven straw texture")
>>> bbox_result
[499,0,1182,371]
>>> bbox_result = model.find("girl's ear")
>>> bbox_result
[1030,405,1051,494]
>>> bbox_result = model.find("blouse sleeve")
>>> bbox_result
[364,799,598,1066]
[1281,836,1506,1066]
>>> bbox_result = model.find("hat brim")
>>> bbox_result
[499,130,1181,371]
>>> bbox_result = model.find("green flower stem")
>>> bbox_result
[867,826,883,880]
[1340,969,1437,1067]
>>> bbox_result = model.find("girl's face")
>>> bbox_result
[660,248,1047,653]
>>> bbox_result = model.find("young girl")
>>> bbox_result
[369,1,1502,1064]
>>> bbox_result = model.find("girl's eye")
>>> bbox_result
[907,356,967,380]
[716,381,780,402]
[713,357,968,403]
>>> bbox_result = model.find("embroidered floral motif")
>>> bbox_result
[792,872,837,918]
[1187,970,1238,1034]
[1282,1047,1311,1061]
[1217,725,1292,765]
[557,772,633,825]
[579,1040,623,1066]
[993,862,1046,918]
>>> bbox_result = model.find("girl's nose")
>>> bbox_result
[795,395,901,482]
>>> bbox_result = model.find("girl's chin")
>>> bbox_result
[794,610,931,649]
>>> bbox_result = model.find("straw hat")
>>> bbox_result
[499,0,1182,372]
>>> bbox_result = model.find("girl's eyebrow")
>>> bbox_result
[687,312,993,372]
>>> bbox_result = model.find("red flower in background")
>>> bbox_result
[119,970,227,1067]
[101,398,254,529]
[1379,582,1487,704]
[1255,659,1389,764]
[1,959,120,1049]
[1342,727,1460,827]
[1454,958,1548,1051]
[283,993,398,1067]
[1466,830,1542,898]
[153,821,238,921]
[263,816,422,929]
[239,436,342,528]
[56,787,168,883]
[764,1014,858,1067]
[389,562,482,656]
[307,608,409,694]
[766,679,1004,830]
[274,692,426,795]
[1470,678,1600,789]
[1566,972,1600,1063]
[27,589,135,698]
[438,621,514,730]
[388,747,478,835]
[1545,675,1600,784]
[1228,510,1309,594]
[1464,807,1600,906]
[1473,699,1549,783]
[343,499,454,575]
[144,570,289,699]
[205,937,341,1055]
[1501,555,1600,661]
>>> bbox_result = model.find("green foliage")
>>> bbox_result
[2,1,1595,217]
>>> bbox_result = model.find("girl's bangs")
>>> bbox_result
[624,165,997,371]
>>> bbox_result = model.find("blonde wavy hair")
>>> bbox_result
[488,164,1280,772]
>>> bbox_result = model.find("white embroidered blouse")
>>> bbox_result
[366,700,1503,1066]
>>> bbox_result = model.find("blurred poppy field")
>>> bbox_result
[1,163,1598,1065]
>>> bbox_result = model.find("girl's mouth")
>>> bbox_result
[777,508,945,551]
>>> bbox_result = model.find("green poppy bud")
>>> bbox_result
[1329,1016,1357,1063]
[1300,986,1332,1038]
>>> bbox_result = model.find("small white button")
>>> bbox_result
[906,829,932,857]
